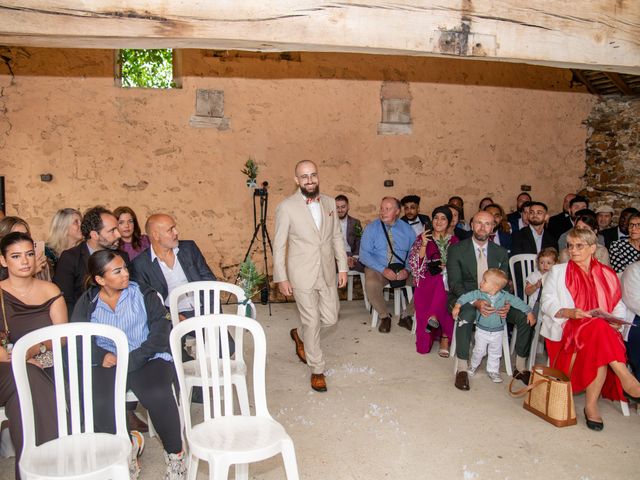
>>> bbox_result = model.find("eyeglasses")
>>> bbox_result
[628,222,640,230]
[567,243,589,251]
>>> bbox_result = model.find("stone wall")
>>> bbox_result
[0,47,594,286]
[582,97,640,218]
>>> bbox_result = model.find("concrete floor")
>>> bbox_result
[2,300,639,479]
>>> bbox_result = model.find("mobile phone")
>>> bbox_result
[34,240,44,257]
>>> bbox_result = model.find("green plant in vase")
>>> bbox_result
[241,157,259,188]
[238,258,266,316]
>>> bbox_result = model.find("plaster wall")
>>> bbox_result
[0,48,594,280]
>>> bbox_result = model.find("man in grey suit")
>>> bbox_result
[447,211,534,391]
[274,160,348,392]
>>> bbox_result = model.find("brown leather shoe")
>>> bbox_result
[290,328,307,364]
[311,373,327,392]
[378,316,392,333]
[127,410,149,433]
[454,371,470,391]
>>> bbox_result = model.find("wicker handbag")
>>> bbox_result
[509,364,576,427]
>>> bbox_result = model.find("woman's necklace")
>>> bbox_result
[7,280,34,298]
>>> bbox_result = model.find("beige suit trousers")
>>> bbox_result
[364,267,415,319]
[292,275,340,374]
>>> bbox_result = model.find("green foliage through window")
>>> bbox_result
[118,49,174,89]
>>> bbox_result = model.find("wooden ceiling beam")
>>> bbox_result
[605,72,634,95]
[0,1,639,74]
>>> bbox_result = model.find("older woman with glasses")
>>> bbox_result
[541,228,640,431]
[609,213,640,274]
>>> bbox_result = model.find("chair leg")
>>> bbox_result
[347,274,354,301]
[147,411,157,438]
[502,326,513,377]
[359,274,370,311]
[451,321,458,374]
[234,379,251,416]
[187,455,199,480]
[371,309,379,328]
[235,463,249,480]
[210,459,230,480]
[509,326,517,355]
[620,401,630,417]
[394,289,402,317]
[281,439,300,480]
[528,321,542,370]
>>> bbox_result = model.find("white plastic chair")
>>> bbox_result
[508,254,540,367]
[169,281,256,415]
[170,314,299,480]
[12,323,130,480]
[450,320,513,376]
[371,285,415,333]
[347,270,370,310]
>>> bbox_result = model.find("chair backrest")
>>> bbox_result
[509,254,538,303]
[11,322,129,450]
[169,314,268,429]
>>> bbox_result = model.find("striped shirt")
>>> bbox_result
[91,281,172,363]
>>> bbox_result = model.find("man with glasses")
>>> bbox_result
[273,160,348,392]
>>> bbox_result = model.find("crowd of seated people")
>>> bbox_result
[1,189,639,480]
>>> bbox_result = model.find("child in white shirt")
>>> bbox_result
[524,247,559,309]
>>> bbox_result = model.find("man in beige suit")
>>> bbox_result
[273,160,348,392]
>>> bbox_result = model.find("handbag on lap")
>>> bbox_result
[381,222,408,289]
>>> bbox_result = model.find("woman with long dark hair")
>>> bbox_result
[71,250,184,479]
[114,206,150,261]
[0,232,65,479]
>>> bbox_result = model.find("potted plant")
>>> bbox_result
[241,157,258,188]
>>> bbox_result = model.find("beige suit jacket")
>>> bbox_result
[273,192,348,290]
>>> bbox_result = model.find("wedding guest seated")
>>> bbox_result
[510,201,557,256]
[45,208,83,275]
[540,228,640,431]
[507,192,532,233]
[0,216,51,281]
[335,195,363,271]
[547,193,576,241]
[557,209,604,251]
[71,250,185,478]
[114,206,150,261]
[483,203,512,252]
[408,205,459,356]
[359,197,416,333]
[54,206,130,317]
[621,261,640,383]
[602,207,639,250]
[596,205,614,231]
[609,212,640,274]
[478,197,494,211]
[524,248,558,309]
[558,214,609,265]
[447,204,470,240]
[400,195,432,236]
[448,196,469,231]
[0,232,66,479]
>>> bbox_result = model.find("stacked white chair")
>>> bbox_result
[170,314,299,480]
[168,281,256,415]
[12,322,130,480]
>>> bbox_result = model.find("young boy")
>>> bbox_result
[452,268,535,383]
[524,247,558,309]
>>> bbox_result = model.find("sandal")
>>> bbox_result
[438,337,450,358]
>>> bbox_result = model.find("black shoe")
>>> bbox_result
[425,316,440,333]
[513,368,531,385]
[378,316,392,333]
[398,316,413,331]
[584,408,604,431]
[454,371,470,391]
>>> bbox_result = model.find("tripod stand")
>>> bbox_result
[242,181,273,315]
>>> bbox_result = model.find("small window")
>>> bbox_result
[116,49,180,89]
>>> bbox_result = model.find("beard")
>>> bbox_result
[529,218,545,227]
[299,183,320,199]
[473,231,490,242]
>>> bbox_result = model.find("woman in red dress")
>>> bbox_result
[541,228,640,430]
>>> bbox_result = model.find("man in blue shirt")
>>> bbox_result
[360,197,417,333]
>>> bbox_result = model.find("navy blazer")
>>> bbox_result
[345,215,362,256]
[493,230,512,252]
[54,242,132,317]
[547,212,573,242]
[510,226,558,257]
[131,240,216,301]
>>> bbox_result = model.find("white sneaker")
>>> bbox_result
[164,450,186,480]
[467,366,477,377]
[487,371,503,383]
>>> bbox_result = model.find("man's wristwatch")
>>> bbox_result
[39,343,47,354]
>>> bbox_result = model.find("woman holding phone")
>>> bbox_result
[409,206,460,356]
[0,217,50,281]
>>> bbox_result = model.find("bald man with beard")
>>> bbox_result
[273,160,348,392]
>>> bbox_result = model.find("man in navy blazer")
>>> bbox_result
[131,213,216,315]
